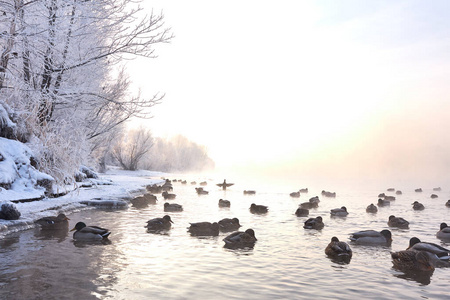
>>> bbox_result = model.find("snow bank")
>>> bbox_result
[0,166,165,236]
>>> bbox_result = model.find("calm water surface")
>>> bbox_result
[1,177,449,299]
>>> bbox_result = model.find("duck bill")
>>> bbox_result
[70,227,76,231]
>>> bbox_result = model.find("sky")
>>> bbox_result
[127,0,450,184]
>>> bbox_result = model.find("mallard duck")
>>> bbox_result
[349,229,392,245]
[412,201,425,210]
[218,199,231,208]
[223,229,257,249]
[396,190,402,195]
[70,222,111,240]
[218,218,241,232]
[309,196,320,203]
[299,202,318,209]
[407,237,450,259]
[250,203,268,214]
[436,223,450,241]
[445,200,450,207]
[415,188,423,192]
[377,198,390,207]
[299,188,308,193]
[366,204,378,213]
[216,179,234,190]
[131,194,157,208]
[188,222,219,236]
[195,187,209,195]
[385,195,396,201]
[330,206,348,217]
[290,191,300,198]
[325,237,352,259]
[295,208,309,217]
[431,194,438,199]
[243,190,256,195]
[303,216,324,230]
[35,213,69,230]
[388,215,409,229]
[146,215,173,231]
[392,250,435,272]
[162,191,176,200]
[164,202,183,212]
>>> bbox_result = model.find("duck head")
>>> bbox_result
[70,222,86,232]
[163,215,174,223]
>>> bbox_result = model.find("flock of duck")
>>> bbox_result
[33,180,450,274]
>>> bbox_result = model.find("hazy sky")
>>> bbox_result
[128,1,450,184]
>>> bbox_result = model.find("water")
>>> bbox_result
[1,177,449,299]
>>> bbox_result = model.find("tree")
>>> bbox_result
[112,127,153,171]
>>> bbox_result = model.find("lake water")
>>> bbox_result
[0,176,449,299]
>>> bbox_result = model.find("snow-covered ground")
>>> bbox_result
[0,166,165,237]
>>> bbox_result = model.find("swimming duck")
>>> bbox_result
[303,216,324,230]
[445,200,450,207]
[218,218,241,232]
[412,201,425,210]
[295,208,309,217]
[290,191,300,198]
[218,199,231,208]
[146,215,173,231]
[299,202,318,209]
[388,215,409,229]
[330,206,348,217]
[436,223,450,241]
[162,191,176,200]
[431,194,438,199]
[321,190,336,197]
[188,222,219,236]
[407,237,450,259]
[349,229,392,245]
[366,204,378,213]
[299,188,308,193]
[391,250,435,272]
[164,202,183,212]
[223,229,257,249]
[250,203,268,214]
[70,222,111,240]
[325,237,352,259]
[377,198,390,207]
[309,196,320,203]
[243,190,256,195]
[131,194,157,208]
[195,187,209,195]
[35,213,69,230]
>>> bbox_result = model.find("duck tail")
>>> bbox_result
[102,232,111,239]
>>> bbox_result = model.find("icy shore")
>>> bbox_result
[0,167,165,237]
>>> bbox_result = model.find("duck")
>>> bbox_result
[407,237,450,259]
[250,203,268,214]
[299,188,308,193]
[388,215,409,229]
[216,179,234,190]
[290,191,300,198]
[431,194,438,199]
[130,195,157,208]
[321,190,336,197]
[325,237,352,259]
[391,250,435,272]
[35,213,69,230]
[146,215,173,231]
[188,222,219,236]
[223,229,257,249]
[377,198,390,207]
[309,196,320,203]
[195,187,209,195]
[299,202,318,209]
[303,216,324,230]
[243,190,256,195]
[162,191,176,200]
[164,202,183,212]
[218,199,231,208]
[366,204,378,213]
[330,206,348,217]
[349,229,392,245]
[295,208,309,217]
[70,222,111,240]
[445,200,450,207]
[412,201,425,210]
[218,218,241,232]
[436,223,450,241]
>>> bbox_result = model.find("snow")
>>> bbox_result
[0,166,165,237]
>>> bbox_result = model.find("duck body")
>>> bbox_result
[325,237,352,259]
[377,198,390,207]
[146,215,173,231]
[164,202,183,212]
[162,191,176,200]
[35,213,69,230]
[412,201,425,210]
[223,229,257,249]
[436,223,450,240]
[290,191,300,198]
[131,194,157,208]
[330,206,348,217]
[392,250,435,272]
[218,199,231,208]
[295,208,309,217]
[299,202,318,209]
[366,204,378,213]
[188,222,219,236]
[349,229,392,245]
[218,218,241,232]
[195,187,209,195]
[71,222,110,240]
[250,203,268,214]
[388,215,409,229]
[303,216,324,230]
[407,237,450,259]
[243,190,256,195]
[445,200,450,207]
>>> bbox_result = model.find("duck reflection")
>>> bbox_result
[73,238,112,248]
[34,227,69,243]
[393,269,433,286]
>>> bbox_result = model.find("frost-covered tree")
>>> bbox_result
[112,126,153,171]
[0,0,172,182]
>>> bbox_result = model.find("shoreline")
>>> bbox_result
[0,167,166,237]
